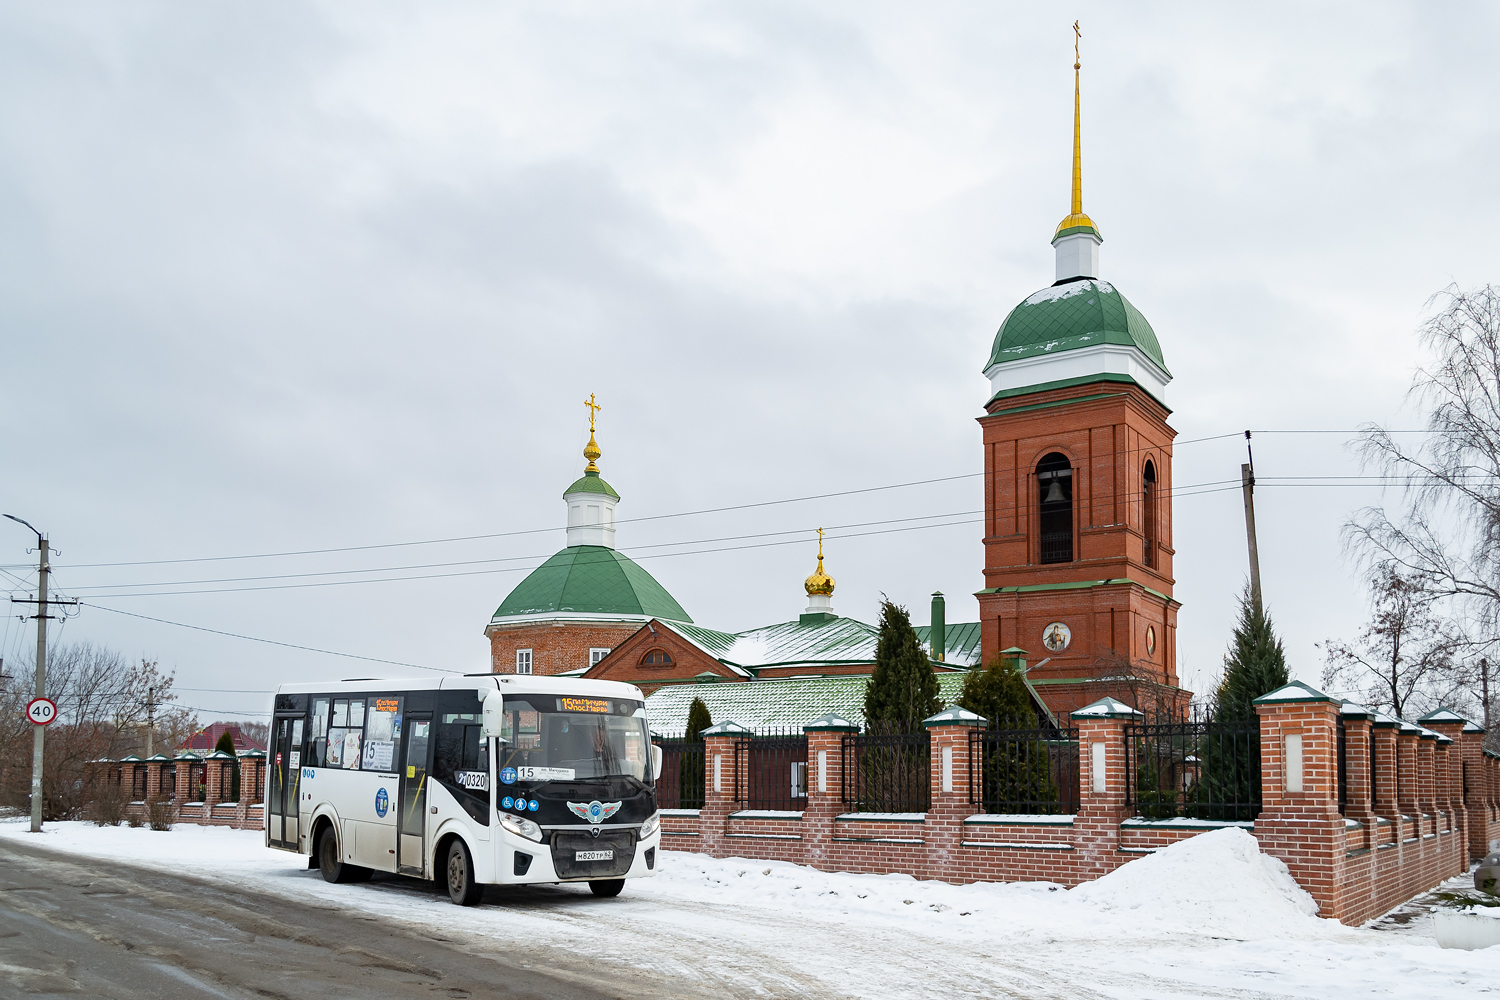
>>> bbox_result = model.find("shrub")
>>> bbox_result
[146,797,175,831]
[89,779,126,827]
[126,812,143,829]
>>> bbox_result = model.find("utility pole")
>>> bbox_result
[5,515,77,833]
[145,685,155,758]
[1241,431,1263,615]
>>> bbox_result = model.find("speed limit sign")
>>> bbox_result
[25,698,57,725]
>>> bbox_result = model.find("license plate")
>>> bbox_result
[574,849,614,862]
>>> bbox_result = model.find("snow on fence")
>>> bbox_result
[669,686,1500,926]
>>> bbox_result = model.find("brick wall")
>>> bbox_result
[486,620,644,677]
[659,692,1500,927]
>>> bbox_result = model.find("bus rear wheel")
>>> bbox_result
[589,879,625,898]
[446,840,483,906]
[317,826,369,885]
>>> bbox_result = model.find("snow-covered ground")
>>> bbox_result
[1,819,1495,998]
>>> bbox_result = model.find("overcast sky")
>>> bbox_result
[2,3,1498,723]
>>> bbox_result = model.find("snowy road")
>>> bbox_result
[0,820,1495,999]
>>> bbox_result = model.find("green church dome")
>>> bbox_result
[562,470,620,500]
[984,278,1168,375]
[492,545,691,623]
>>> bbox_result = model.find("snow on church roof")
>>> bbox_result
[645,674,970,737]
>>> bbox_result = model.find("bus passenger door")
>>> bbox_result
[399,714,432,876]
[269,715,303,849]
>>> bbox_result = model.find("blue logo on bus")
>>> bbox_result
[502,796,514,809]
[374,788,389,818]
[528,799,539,812]
[500,767,517,785]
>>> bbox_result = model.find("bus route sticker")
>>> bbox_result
[516,766,574,781]
[500,766,517,785]
[375,788,389,818]
[25,698,57,725]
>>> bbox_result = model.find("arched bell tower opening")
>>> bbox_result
[1142,460,1158,569]
[1036,452,1074,564]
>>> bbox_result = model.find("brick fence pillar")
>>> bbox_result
[1454,722,1486,859]
[699,721,752,858]
[1252,681,1346,921]
[1370,717,1399,827]
[1396,723,1421,822]
[1070,696,1141,883]
[1340,707,1376,852]
[1415,731,1438,838]
[923,706,986,881]
[803,714,859,869]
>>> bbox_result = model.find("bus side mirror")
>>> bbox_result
[482,690,504,739]
[651,744,663,781]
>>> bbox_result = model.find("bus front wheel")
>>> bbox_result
[446,840,484,906]
[589,879,625,898]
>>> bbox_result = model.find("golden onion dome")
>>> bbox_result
[804,528,835,598]
[1053,211,1099,240]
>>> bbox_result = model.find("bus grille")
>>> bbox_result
[550,831,636,879]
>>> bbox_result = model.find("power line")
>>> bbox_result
[79,604,457,673]
[28,426,1403,573]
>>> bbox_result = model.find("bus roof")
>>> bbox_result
[274,674,646,701]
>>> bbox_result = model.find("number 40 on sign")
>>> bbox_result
[25,698,57,725]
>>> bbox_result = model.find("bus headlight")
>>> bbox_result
[500,813,543,842]
[638,812,660,839]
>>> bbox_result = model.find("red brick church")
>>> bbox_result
[486,69,1191,724]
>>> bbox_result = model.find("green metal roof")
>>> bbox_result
[665,617,983,672]
[562,470,620,500]
[984,278,1168,374]
[492,545,691,623]
[645,674,970,737]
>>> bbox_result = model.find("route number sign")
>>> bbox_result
[26,698,57,726]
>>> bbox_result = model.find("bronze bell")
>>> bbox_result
[1042,479,1067,504]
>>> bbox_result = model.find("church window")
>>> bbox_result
[1036,452,1074,564]
[640,649,673,667]
[589,647,611,667]
[516,649,533,675]
[1143,460,1158,568]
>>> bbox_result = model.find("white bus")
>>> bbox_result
[265,674,663,905]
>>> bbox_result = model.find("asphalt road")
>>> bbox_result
[0,837,682,999]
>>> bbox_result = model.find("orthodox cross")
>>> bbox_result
[1073,20,1081,67]
[584,393,602,432]
[817,527,825,559]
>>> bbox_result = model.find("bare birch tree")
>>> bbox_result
[1344,285,1500,719]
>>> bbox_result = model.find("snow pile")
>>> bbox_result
[1073,827,1322,937]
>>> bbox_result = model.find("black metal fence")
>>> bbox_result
[842,730,930,813]
[1124,714,1260,822]
[654,738,706,810]
[734,730,809,811]
[969,726,1080,815]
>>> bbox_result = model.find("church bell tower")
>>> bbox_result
[976,26,1186,718]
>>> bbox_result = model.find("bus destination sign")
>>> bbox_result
[559,697,611,714]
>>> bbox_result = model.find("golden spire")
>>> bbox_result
[1054,21,1098,240]
[804,527,836,597]
[583,393,602,473]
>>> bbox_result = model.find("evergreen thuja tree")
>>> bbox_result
[679,697,711,808]
[1197,585,1290,819]
[214,730,236,755]
[864,599,941,733]
[859,600,940,810]
[957,655,1057,813]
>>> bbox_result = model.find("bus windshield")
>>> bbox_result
[497,696,651,783]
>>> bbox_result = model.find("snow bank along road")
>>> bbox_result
[1,821,1496,1000]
